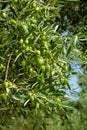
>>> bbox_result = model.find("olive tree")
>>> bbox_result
[0,0,79,129]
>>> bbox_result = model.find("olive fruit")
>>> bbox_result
[25,46,30,52]
[62,47,67,55]
[53,63,57,68]
[2,12,7,18]
[35,50,40,55]
[42,31,46,36]
[32,19,37,24]
[63,65,68,71]
[4,81,9,88]
[8,82,13,87]
[40,76,45,84]
[13,0,18,3]
[32,3,37,8]
[56,98,61,107]
[0,64,5,71]
[30,95,35,102]
[15,49,19,55]
[25,39,29,44]
[35,7,39,11]
[41,65,45,72]
[37,57,44,66]
[43,41,48,48]
[21,60,26,67]
[28,67,33,73]
[11,19,17,24]
[41,35,46,40]
[0,93,7,100]
[4,81,13,88]
[19,39,24,45]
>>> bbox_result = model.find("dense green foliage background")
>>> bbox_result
[0,0,87,129]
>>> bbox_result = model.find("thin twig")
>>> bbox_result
[5,53,13,81]
[14,52,22,63]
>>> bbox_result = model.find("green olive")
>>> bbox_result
[25,39,29,44]
[4,81,9,88]
[53,63,57,68]
[32,19,37,24]
[37,58,44,66]
[2,12,7,18]
[13,0,18,3]
[56,98,61,107]
[30,33,34,40]
[21,60,26,67]
[15,49,19,55]
[19,39,24,45]
[63,65,68,71]
[63,47,67,55]
[25,46,30,51]
[30,95,34,102]
[42,31,46,36]
[44,41,48,48]
[35,50,40,55]
[11,19,17,24]
[35,7,40,11]
[0,93,7,100]
[8,81,13,87]
[40,76,45,84]
[60,63,64,67]
[41,65,45,72]
[41,35,46,40]
[32,3,37,8]
[0,64,4,71]
[29,67,33,73]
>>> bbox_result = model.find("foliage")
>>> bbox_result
[0,0,80,128]
[0,0,86,129]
